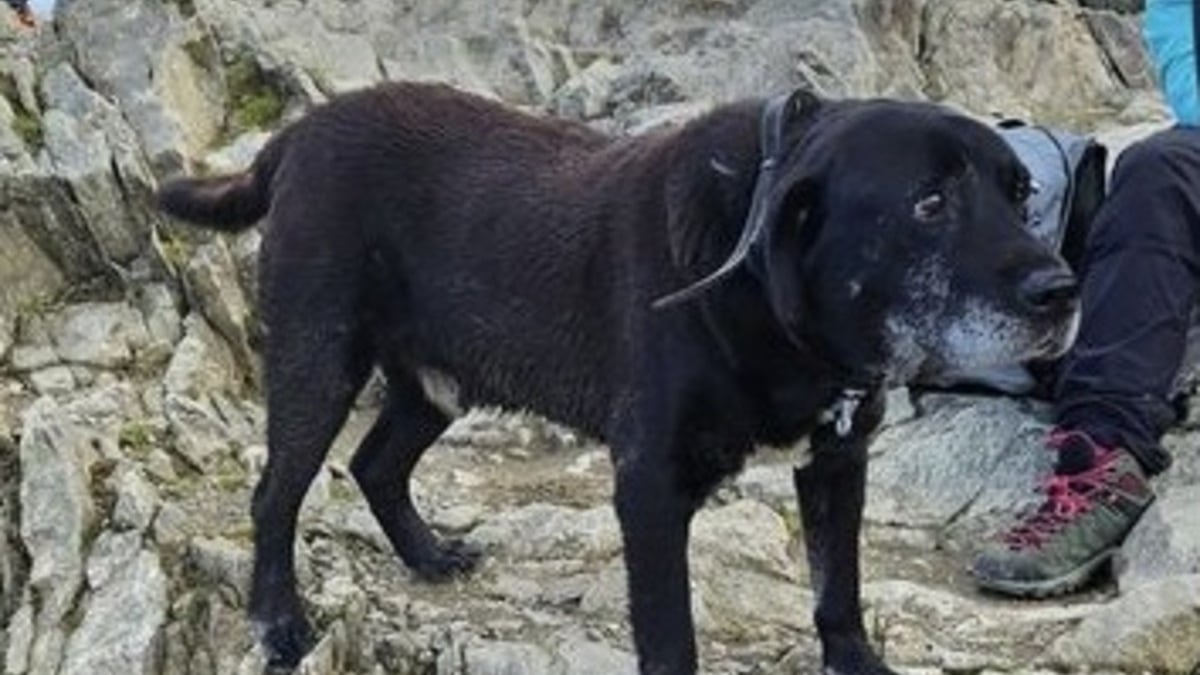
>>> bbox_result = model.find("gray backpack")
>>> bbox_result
[924,120,1108,395]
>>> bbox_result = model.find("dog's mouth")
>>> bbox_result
[1028,304,1081,360]
[882,297,1081,386]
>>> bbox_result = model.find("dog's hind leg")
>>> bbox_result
[794,391,899,675]
[248,288,374,669]
[349,370,481,581]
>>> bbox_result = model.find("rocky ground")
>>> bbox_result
[1,0,1198,673]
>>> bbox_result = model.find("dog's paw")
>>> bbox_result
[411,538,483,582]
[253,614,315,672]
[821,636,899,675]
[824,666,901,675]
[822,655,901,675]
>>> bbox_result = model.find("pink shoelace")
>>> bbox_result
[1002,429,1119,550]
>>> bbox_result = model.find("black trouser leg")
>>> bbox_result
[1055,127,1200,476]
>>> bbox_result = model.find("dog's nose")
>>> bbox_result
[1019,267,1080,315]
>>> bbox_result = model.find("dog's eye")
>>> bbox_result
[913,191,946,222]
[1013,178,1038,203]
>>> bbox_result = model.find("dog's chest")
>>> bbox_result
[752,378,844,447]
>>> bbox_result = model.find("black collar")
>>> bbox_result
[653,91,798,309]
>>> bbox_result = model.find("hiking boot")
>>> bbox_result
[971,429,1154,598]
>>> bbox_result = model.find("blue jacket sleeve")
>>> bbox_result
[1144,0,1200,126]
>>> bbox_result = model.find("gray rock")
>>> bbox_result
[0,312,12,362]
[59,381,142,440]
[163,313,240,399]
[731,462,795,512]
[61,531,168,675]
[0,432,23,621]
[111,464,160,533]
[4,593,34,674]
[580,500,808,640]
[574,553,625,614]
[468,504,620,561]
[183,241,256,376]
[1118,484,1200,590]
[163,314,260,468]
[10,345,58,372]
[24,626,68,675]
[441,410,581,453]
[195,0,384,96]
[228,230,263,312]
[18,398,93,652]
[57,0,224,168]
[550,58,623,120]
[881,386,917,430]
[158,589,257,675]
[50,302,150,368]
[28,365,75,395]
[7,386,140,673]
[430,503,486,533]
[1160,427,1200,492]
[552,638,636,675]
[134,283,183,365]
[186,536,253,603]
[38,384,144,472]
[203,131,271,174]
[323,504,391,553]
[690,499,793,578]
[617,101,711,136]
[39,63,157,267]
[66,366,96,390]
[307,573,368,631]
[486,573,545,605]
[0,217,64,334]
[164,392,253,469]
[866,394,1054,546]
[863,579,1097,670]
[150,502,190,548]
[296,626,344,675]
[460,640,553,675]
[689,500,808,637]
[138,447,176,485]
[1047,575,1200,673]
[919,0,1131,125]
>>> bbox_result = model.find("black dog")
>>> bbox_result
[158,82,1080,674]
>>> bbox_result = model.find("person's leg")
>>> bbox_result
[1054,127,1200,476]
[974,127,1200,597]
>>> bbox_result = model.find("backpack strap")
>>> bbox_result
[1029,125,1075,250]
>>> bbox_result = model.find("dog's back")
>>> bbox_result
[159,82,692,435]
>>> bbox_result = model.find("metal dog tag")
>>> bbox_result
[821,388,866,438]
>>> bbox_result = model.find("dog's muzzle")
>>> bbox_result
[1017,267,1080,318]
[1018,265,1082,360]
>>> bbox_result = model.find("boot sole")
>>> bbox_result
[973,546,1118,598]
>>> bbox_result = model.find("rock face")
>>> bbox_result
[2,1,1197,674]
[60,532,168,675]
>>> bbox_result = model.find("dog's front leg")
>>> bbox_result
[613,439,700,675]
[795,390,898,675]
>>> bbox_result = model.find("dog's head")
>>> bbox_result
[661,91,1081,384]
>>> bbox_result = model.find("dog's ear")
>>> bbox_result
[656,89,824,309]
[758,177,818,336]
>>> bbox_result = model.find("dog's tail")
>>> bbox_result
[156,127,291,232]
